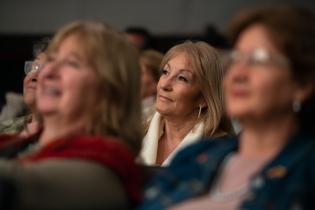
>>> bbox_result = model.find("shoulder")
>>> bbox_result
[155,137,237,186]
[170,136,237,166]
[0,116,25,134]
[138,138,237,210]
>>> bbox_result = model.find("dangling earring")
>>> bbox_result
[197,105,202,119]
[292,100,301,113]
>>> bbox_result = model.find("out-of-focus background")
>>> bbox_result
[0,0,314,106]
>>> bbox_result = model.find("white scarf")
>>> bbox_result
[139,112,204,166]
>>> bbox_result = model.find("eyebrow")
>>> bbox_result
[164,63,194,74]
[69,51,84,60]
[48,49,82,59]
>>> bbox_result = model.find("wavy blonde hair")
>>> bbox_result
[160,41,234,137]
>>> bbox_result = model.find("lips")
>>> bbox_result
[26,84,37,91]
[39,81,62,97]
[229,88,249,98]
[43,87,61,96]
[158,94,173,102]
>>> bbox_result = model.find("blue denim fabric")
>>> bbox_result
[138,134,315,210]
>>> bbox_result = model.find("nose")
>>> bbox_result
[27,69,40,82]
[39,60,61,81]
[159,75,173,91]
[225,62,249,83]
[31,75,38,82]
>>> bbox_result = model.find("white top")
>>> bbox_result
[139,112,204,166]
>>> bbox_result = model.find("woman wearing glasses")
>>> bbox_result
[139,7,315,210]
[0,38,48,136]
[0,21,142,209]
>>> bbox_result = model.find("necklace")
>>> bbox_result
[210,153,250,202]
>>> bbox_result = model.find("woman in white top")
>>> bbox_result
[140,41,234,166]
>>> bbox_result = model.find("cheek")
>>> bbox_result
[80,77,100,103]
[176,88,200,109]
[256,80,291,108]
[156,79,163,91]
[250,73,294,117]
[64,81,99,116]
[253,72,285,99]
[223,75,236,111]
[222,75,231,99]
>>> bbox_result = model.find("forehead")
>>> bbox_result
[236,24,279,53]
[51,34,86,56]
[166,53,197,76]
[166,53,190,68]
[34,52,47,64]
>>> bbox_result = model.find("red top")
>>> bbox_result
[0,134,142,204]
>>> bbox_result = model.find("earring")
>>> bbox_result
[292,100,301,113]
[197,105,202,119]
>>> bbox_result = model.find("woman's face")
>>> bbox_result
[23,52,46,109]
[156,52,204,119]
[36,35,100,123]
[223,24,298,121]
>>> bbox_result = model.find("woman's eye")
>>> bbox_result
[161,69,168,75]
[65,60,81,68]
[46,56,55,63]
[178,75,188,82]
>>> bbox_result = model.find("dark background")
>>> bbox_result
[0,0,314,108]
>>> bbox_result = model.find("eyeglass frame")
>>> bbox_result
[24,61,44,75]
[221,48,291,71]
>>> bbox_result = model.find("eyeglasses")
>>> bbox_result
[24,61,44,75]
[222,48,290,69]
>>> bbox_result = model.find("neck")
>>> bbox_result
[163,113,199,143]
[39,115,86,147]
[238,114,297,159]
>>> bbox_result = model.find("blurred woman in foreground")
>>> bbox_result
[0,21,142,210]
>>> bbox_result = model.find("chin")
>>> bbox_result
[226,105,250,119]
[37,108,53,115]
[23,96,34,107]
[37,102,56,114]
[156,107,170,116]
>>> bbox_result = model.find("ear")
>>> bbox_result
[293,82,314,103]
[197,97,207,109]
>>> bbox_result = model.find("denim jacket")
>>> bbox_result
[138,133,315,210]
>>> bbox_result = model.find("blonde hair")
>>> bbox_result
[160,41,234,137]
[47,21,142,154]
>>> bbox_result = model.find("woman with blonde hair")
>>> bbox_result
[140,41,234,166]
[0,21,142,209]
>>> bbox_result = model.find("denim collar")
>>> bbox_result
[258,133,315,180]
